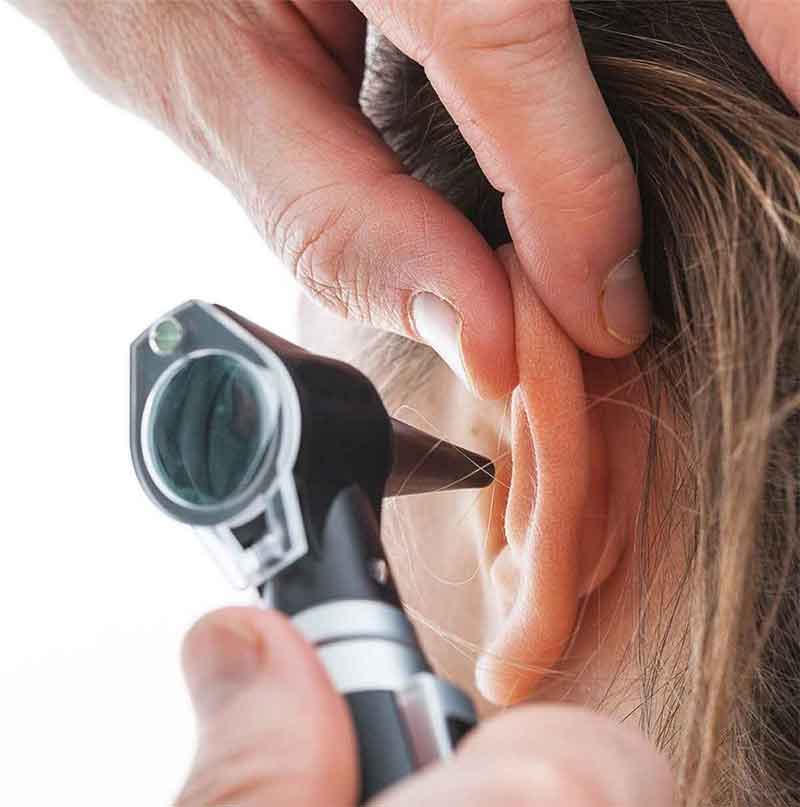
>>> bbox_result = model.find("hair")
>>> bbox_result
[360,3,800,806]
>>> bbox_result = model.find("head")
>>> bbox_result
[300,3,800,805]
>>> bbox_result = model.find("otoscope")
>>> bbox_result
[129,301,493,802]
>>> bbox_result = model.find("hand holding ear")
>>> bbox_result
[11,0,657,402]
[178,607,675,807]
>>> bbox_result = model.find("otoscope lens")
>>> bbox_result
[150,354,272,507]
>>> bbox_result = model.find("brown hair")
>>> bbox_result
[362,3,800,805]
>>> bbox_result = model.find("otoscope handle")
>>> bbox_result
[267,485,478,801]
[292,600,477,803]
[346,674,476,801]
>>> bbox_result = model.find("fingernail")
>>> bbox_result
[184,617,263,719]
[410,292,472,390]
[600,252,651,346]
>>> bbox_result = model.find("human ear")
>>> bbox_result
[477,246,642,706]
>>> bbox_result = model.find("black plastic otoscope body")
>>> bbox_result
[130,302,491,803]
[223,308,481,801]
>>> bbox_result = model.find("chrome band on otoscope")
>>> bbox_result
[293,600,424,693]
[293,600,476,767]
[293,600,419,648]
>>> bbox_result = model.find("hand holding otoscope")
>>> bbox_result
[130,302,674,807]
[131,301,485,802]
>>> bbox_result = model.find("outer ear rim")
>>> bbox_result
[476,245,596,706]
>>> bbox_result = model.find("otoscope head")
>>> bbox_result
[130,301,494,593]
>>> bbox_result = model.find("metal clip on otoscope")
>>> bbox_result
[130,301,494,803]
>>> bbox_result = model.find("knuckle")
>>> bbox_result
[293,227,368,321]
[270,193,371,322]
[363,0,439,63]
[546,146,635,222]
[447,1,575,68]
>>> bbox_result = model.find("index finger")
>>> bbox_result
[370,705,674,806]
[727,0,800,110]
[355,0,651,355]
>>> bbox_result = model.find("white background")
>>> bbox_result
[0,5,301,805]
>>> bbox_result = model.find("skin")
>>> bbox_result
[10,0,657,400]
[7,0,798,802]
[300,247,686,716]
[177,607,675,806]
[172,246,686,805]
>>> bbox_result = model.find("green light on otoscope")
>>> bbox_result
[148,317,184,356]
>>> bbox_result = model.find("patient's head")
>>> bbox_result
[300,4,800,805]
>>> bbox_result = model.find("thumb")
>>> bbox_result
[176,607,358,807]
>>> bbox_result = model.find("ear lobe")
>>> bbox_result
[476,246,608,706]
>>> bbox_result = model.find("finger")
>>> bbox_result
[176,607,357,807]
[371,705,674,807]
[456,705,675,807]
[354,0,650,356]
[292,0,368,87]
[169,5,518,399]
[727,0,800,110]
